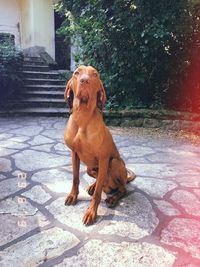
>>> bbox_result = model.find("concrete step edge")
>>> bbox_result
[22,71,60,75]
[23,84,65,88]
[0,107,69,116]
[24,91,64,95]
[20,98,64,102]
[23,78,65,82]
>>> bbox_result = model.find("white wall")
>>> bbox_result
[17,0,55,59]
[31,0,55,59]
[0,0,21,46]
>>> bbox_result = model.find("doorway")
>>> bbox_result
[54,11,70,70]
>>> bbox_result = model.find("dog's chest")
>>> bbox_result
[71,129,99,165]
[73,128,95,152]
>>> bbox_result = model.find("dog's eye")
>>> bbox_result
[93,72,98,77]
[74,71,79,76]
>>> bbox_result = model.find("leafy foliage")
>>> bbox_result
[56,0,200,112]
[0,40,24,100]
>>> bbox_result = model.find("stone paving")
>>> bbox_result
[0,116,200,267]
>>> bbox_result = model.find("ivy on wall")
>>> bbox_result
[0,33,23,100]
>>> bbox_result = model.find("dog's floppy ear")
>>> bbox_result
[64,78,74,109]
[97,80,107,111]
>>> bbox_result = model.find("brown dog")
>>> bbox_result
[64,65,136,225]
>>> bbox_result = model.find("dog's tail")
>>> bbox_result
[126,168,136,183]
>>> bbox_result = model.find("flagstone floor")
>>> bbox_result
[0,116,200,267]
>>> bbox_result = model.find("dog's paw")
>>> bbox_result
[105,196,117,208]
[83,208,97,225]
[65,194,78,205]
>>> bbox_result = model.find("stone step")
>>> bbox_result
[0,107,69,117]
[14,98,66,108]
[23,71,60,79]
[23,65,50,72]
[23,90,64,98]
[23,84,65,91]
[24,57,45,64]
[22,97,65,103]
[0,56,69,116]
[1,94,66,108]
[1,102,66,109]
[23,61,47,66]
[24,78,65,86]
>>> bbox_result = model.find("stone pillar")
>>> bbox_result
[18,0,55,59]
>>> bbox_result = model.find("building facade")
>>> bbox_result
[0,0,72,69]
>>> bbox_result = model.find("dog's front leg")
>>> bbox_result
[83,157,109,225]
[65,151,80,205]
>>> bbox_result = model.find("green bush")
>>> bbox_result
[0,41,24,101]
[56,0,200,112]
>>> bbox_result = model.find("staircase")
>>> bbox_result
[0,57,69,116]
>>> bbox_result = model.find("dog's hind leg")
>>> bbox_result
[87,182,96,196]
[86,167,98,196]
[105,182,127,208]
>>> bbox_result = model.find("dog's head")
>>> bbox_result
[64,65,106,111]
